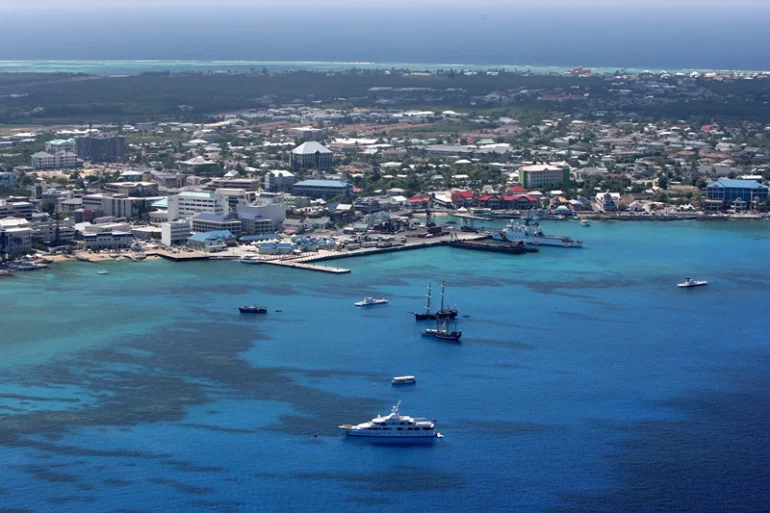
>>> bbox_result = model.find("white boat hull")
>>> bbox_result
[342,429,437,437]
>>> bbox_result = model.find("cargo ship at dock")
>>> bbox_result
[492,213,583,248]
[449,236,538,255]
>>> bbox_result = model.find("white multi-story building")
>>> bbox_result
[167,191,228,220]
[519,164,570,189]
[83,232,133,250]
[161,219,192,246]
[31,151,80,170]
[0,217,33,255]
[191,214,242,234]
[28,216,76,245]
[264,170,296,191]
[236,200,286,233]
[82,194,165,219]
[0,199,34,219]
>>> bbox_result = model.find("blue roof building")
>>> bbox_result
[292,179,350,199]
[186,230,234,252]
[707,179,769,204]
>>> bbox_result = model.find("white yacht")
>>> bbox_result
[97,270,110,275]
[339,402,441,439]
[239,255,262,265]
[580,219,590,227]
[677,278,708,288]
[392,376,416,385]
[355,297,388,307]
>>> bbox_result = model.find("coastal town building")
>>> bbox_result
[161,219,192,246]
[264,170,296,191]
[76,135,126,163]
[28,215,76,245]
[706,179,769,205]
[31,151,80,170]
[0,172,15,188]
[186,230,235,252]
[236,201,286,233]
[0,217,33,255]
[290,126,326,141]
[206,178,262,191]
[167,191,229,220]
[45,138,76,153]
[292,179,349,199]
[179,156,219,175]
[82,194,164,220]
[191,213,242,234]
[103,182,159,197]
[519,164,570,189]
[290,142,333,171]
[0,199,34,219]
[83,231,133,250]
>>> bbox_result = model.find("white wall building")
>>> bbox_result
[519,164,570,189]
[264,170,296,192]
[167,191,228,220]
[0,217,33,255]
[236,200,286,232]
[83,232,133,250]
[31,151,80,170]
[161,219,192,246]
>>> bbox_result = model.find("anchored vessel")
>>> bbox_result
[391,376,416,385]
[239,255,262,265]
[493,213,583,248]
[339,402,441,439]
[355,297,388,307]
[97,270,110,275]
[414,282,458,321]
[421,318,462,342]
[677,278,708,288]
[239,304,268,314]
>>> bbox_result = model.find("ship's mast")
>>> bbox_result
[439,281,445,312]
[424,283,432,313]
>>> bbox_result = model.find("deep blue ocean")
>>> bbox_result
[1,3,770,71]
[1,219,770,513]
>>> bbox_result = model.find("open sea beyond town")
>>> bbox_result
[1,219,769,512]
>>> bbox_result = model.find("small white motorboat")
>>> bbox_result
[677,278,707,288]
[392,376,416,385]
[355,297,388,307]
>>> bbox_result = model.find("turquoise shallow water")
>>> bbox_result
[0,220,769,512]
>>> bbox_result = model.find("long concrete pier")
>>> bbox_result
[262,259,351,274]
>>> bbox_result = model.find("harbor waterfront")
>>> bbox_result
[1,220,769,512]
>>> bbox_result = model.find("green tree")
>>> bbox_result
[40,200,57,216]
[658,175,669,190]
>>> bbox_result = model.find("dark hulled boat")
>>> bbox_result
[239,304,268,314]
[413,282,458,321]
